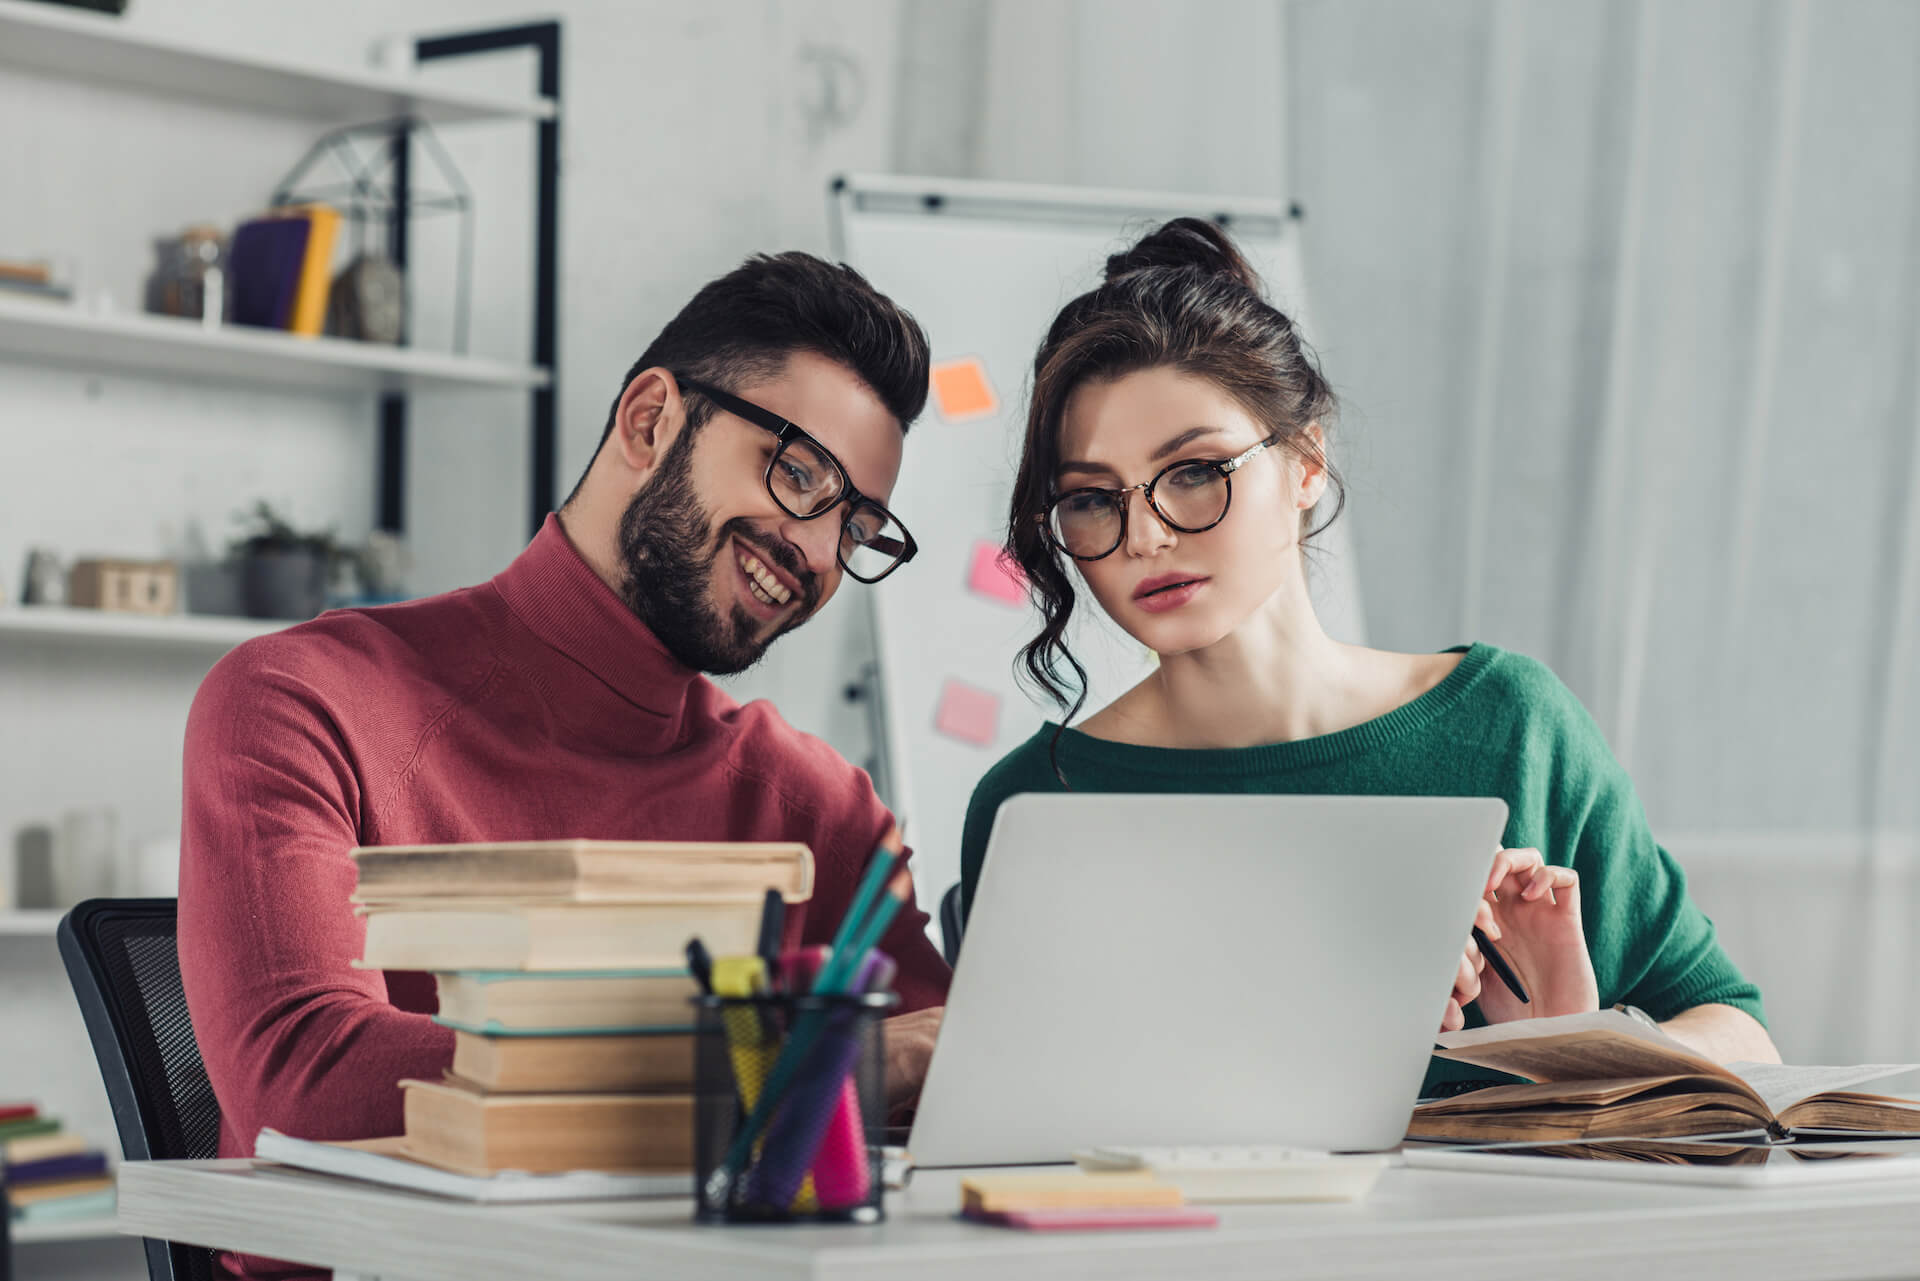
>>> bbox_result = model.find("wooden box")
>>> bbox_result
[68,558,180,614]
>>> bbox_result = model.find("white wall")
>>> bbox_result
[13,15,1920,1268]
[1,0,914,881]
[887,0,1920,1066]
[2,8,908,1277]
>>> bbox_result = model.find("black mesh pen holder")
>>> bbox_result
[692,991,896,1223]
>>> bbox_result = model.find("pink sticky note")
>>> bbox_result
[935,680,1001,747]
[967,541,1026,606]
[967,1207,1220,1231]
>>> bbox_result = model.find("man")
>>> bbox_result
[179,253,950,1274]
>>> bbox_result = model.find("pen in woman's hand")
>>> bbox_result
[1471,925,1530,1004]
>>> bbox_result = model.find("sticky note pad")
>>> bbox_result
[961,1172,1181,1214]
[935,680,1000,747]
[931,356,998,421]
[966,1206,1218,1231]
[968,541,1026,606]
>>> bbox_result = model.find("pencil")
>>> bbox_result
[1472,926,1530,1004]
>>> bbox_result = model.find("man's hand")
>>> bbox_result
[883,1005,944,1115]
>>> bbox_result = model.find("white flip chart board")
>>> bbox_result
[831,174,1367,928]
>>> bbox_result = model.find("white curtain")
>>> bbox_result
[894,0,1920,1064]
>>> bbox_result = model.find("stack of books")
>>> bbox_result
[350,839,813,1178]
[0,258,72,304]
[2,1106,114,1226]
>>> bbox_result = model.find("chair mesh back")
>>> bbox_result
[94,921,222,1162]
[64,902,224,1281]
[939,883,965,967]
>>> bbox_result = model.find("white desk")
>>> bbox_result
[118,1157,1920,1281]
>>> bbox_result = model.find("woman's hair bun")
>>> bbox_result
[1103,216,1263,294]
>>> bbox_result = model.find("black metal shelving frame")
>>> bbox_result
[380,20,562,540]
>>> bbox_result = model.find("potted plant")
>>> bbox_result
[231,501,342,621]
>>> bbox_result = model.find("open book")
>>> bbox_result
[1409,1010,1920,1157]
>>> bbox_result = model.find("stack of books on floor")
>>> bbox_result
[351,839,813,1178]
[2,1105,114,1226]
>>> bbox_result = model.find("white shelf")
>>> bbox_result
[0,606,287,650]
[10,1214,122,1245]
[0,910,63,936]
[0,296,551,395]
[0,0,554,125]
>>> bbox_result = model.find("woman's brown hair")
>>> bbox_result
[1005,217,1343,781]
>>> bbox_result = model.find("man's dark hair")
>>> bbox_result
[566,253,930,505]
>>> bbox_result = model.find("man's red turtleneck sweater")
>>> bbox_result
[178,514,949,1278]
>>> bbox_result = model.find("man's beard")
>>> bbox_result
[616,434,819,676]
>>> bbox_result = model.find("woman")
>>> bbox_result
[959,218,1777,1083]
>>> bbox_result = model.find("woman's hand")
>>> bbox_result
[1473,847,1599,1024]
[1439,848,1599,1031]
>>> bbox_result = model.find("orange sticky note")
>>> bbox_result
[968,541,1026,606]
[931,356,998,422]
[935,680,1001,747]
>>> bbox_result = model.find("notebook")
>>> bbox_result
[253,1129,684,1202]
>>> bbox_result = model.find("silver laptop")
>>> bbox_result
[908,793,1509,1167]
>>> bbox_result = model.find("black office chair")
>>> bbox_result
[939,883,965,967]
[57,898,221,1281]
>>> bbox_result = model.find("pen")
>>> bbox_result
[756,888,787,972]
[686,938,715,995]
[1471,926,1529,1004]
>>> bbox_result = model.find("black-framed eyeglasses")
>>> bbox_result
[1039,434,1284,561]
[676,376,918,584]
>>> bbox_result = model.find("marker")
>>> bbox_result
[779,945,831,995]
[711,955,819,1212]
[716,871,914,1196]
[749,950,894,1209]
[685,938,715,995]
[755,889,787,1012]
